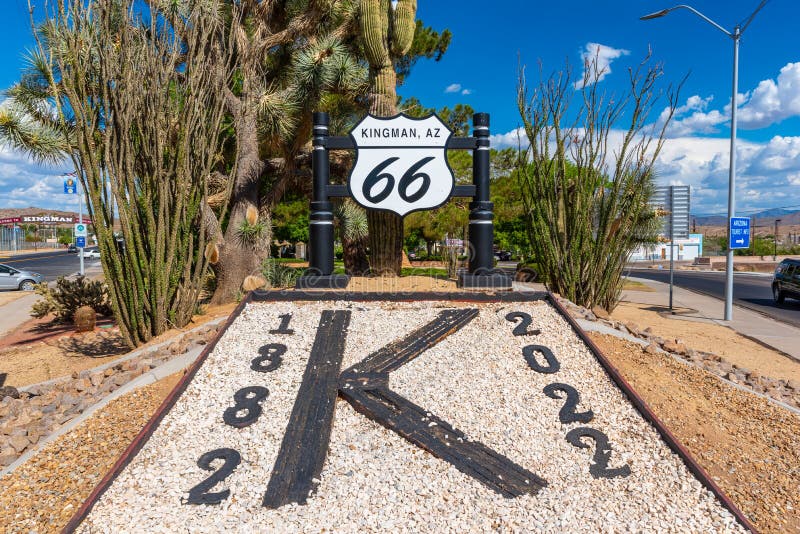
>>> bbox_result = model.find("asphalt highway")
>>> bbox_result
[0,250,98,282]
[626,267,800,328]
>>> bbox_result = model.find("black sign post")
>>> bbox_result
[297,112,350,289]
[296,111,512,290]
[459,113,511,289]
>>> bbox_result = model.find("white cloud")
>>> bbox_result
[0,144,76,211]
[444,83,462,93]
[491,125,800,215]
[461,89,472,95]
[490,127,527,149]
[665,61,800,135]
[574,42,630,89]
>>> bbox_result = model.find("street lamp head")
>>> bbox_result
[640,9,671,20]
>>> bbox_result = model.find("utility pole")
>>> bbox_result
[773,218,781,261]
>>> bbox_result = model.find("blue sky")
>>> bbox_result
[1,0,799,216]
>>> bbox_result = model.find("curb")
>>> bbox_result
[1,346,204,477]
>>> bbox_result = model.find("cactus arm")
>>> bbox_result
[390,0,416,56]
[359,0,391,67]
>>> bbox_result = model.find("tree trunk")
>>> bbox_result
[366,63,404,275]
[343,236,369,275]
[211,109,269,304]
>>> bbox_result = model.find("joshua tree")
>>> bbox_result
[204,0,366,303]
[335,198,369,275]
[516,53,682,311]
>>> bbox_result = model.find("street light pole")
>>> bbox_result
[640,1,769,321]
[774,218,781,261]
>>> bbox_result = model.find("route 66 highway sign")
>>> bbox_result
[347,114,454,216]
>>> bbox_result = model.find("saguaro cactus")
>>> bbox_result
[359,0,417,275]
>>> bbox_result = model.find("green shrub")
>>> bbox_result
[30,276,113,322]
[261,258,302,288]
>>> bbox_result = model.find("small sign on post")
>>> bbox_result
[729,217,750,249]
[76,236,86,248]
[64,177,77,194]
[75,223,87,237]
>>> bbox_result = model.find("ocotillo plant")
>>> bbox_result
[358,0,417,275]
[516,53,682,312]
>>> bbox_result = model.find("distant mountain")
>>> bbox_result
[0,206,80,219]
[692,208,800,227]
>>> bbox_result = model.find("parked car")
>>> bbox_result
[0,263,44,291]
[772,258,800,304]
[67,243,78,253]
[82,247,101,259]
[494,250,512,261]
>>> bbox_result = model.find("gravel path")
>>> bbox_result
[77,300,745,532]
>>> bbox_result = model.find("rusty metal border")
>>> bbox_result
[62,290,756,532]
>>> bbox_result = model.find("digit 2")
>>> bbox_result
[269,314,294,335]
[523,344,560,374]
[543,383,594,424]
[505,311,541,336]
[183,448,241,505]
[565,427,631,479]
[223,386,269,428]
[251,343,286,372]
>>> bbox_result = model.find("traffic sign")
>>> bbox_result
[347,114,454,216]
[75,223,87,237]
[76,236,86,248]
[64,177,77,194]
[729,217,751,249]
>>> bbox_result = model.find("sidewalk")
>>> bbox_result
[0,263,104,339]
[623,276,800,362]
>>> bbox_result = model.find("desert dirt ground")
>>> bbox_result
[591,333,800,533]
[0,291,30,308]
[610,300,800,383]
[0,303,236,388]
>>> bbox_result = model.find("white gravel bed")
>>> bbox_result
[78,300,746,533]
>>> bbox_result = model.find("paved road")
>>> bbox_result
[0,250,99,282]
[626,267,800,328]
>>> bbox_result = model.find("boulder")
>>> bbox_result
[74,305,97,332]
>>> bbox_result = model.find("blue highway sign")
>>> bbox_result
[76,236,86,248]
[729,217,750,249]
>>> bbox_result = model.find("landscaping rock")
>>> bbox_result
[8,434,29,453]
[0,386,20,400]
[644,343,660,355]
[74,306,97,333]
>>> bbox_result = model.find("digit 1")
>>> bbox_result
[269,313,294,335]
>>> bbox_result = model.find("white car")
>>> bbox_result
[81,248,101,259]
